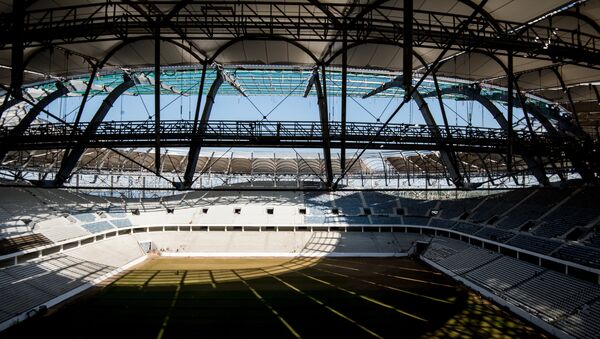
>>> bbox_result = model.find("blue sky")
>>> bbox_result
[47,91,510,130]
[36,90,532,158]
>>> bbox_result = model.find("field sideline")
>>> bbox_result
[2,257,546,338]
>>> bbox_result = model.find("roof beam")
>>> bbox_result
[436,85,551,186]
[52,75,135,187]
[176,70,224,190]
[154,29,161,175]
[0,82,69,161]
[305,67,334,188]
[363,76,466,188]
[340,28,348,176]
[403,0,413,98]
[333,0,490,188]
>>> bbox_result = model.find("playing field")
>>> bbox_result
[2,257,546,338]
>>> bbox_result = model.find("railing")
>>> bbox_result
[6,120,518,138]
[0,120,569,154]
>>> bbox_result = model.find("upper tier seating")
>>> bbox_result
[506,234,562,255]
[474,227,516,243]
[497,189,573,230]
[452,222,483,235]
[469,189,531,223]
[332,192,364,215]
[361,192,399,215]
[403,216,430,226]
[534,189,600,238]
[437,198,481,219]
[398,198,436,216]
[80,221,115,234]
[304,192,333,215]
[429,218,457,229]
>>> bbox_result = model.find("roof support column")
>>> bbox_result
[363,77,465,188]
[1,0,25,119]
[551,67,581,128]
[318,67,334,188]
[340,23,347,176]
[192,63,208,134]
[52,76,136,187]
[303,67,333,188]
[507,50,514,172]
[403,0,413,98]
[424,85,550,186]
[412,90,464,188]
[0,83,69,161]
[177,71,224,190]
[154,28,162,175]
[59,64,99,175]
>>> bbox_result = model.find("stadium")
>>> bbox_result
[1,0,600,338]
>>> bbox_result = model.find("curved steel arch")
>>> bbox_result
[554,11,600,35]
[98,36,206,68]
[0,46,96,118]
[432,85,550,186]
[50,36,207,188]
[23,45,97,73]
[324,39,429,66]
[207,34,320,65]
[0,82,70,161]
[434,49,558,135]
[347,41,466,187]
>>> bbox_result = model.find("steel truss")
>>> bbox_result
[2,1,600,67]
[1,1,599,190]
[0,119,574,153]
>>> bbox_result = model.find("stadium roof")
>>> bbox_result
[0,1,598,111]
[0,0,599,190]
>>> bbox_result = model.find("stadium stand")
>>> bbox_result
[428,218,457,229]
[2,1,600,336]
[402,216,430,226]
[552,244,600,269]
[0,234,52,255]
[469,190,532,223]
[422,237,600,338]
[473,227,516,243]
[109,219,133,228]
[506,234,563,255]
[422,238,471,262]
[452,222,483,235]
[398,198,436,216]
[556,299,600,339]
[585,233,600,249]
[434,247,501,274]
[361,192,399,215]
[331,192,364,215]
[0,235,144,327]
[466,256,545,292]
[534,188,600,238]
[504,271,600,321]
[496,189,573,230]
[370,215,403,225]
[72,213,96,223]
[80,221,115,234]
[33,218,90,243]
[437,198,481,219]
[303,192,333,215]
